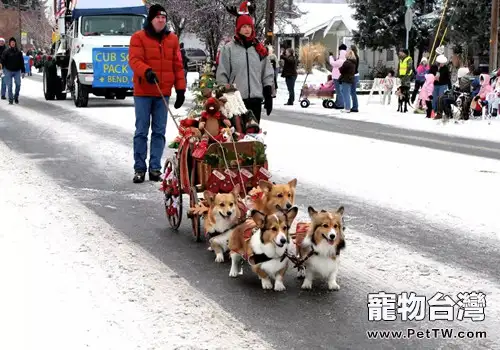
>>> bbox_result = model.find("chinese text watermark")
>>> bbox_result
[367,291,486,322]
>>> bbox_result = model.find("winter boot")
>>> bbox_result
[149,170,162,182]
[133,171,146,183]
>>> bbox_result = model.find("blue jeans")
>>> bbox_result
[4,69,21,101]
[133,96,168,172]
[341,83,352,110]
[350,74,359,110]
[1,74,6,97]
[432,85,448,112]
[285,76,297,103]
[334,79,343,108]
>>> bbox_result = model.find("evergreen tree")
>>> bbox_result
[443,0,490,59]
[350,0,436,60]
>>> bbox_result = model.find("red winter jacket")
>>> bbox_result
[129,25,186,97]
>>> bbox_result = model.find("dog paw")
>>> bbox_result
[301,280,313,290]
[215,254,224,263]
[261,278,273,290]
[229,268,239,278]
[274,280,286,291]
[328,281,340,291]
[207,246,213,251]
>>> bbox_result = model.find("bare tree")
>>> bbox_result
[21,0,52,50]
[145,0,192,38]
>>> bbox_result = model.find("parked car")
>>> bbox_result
[185,48,207,72]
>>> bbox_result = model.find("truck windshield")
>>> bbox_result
[81,15,144,36]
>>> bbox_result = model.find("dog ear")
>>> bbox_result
[336,206,344,216]
[286,206,299,226]
[258,179,273,193]
[288,178,297,188]
[250,209,266,227]
[204,190,216,205]
[307,206,317,217]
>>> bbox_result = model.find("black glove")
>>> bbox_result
[174,90,185,109]
[145,68,158,84]
[263,85,273,116]
[329,51,334,56]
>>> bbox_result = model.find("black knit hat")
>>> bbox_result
[338,44,347,51]
[147,4,167,23]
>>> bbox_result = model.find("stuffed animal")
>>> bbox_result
[168,116,202,148]
[199,97,232,138]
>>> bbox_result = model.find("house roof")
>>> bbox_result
[275,3,358,36]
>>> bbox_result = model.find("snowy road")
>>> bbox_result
[1,77,499,349]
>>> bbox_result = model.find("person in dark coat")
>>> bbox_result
[280,47,298,105]
[338,49,357,113]
[180,42,189,82]
[1,37,25,104]
[0,37,7,99]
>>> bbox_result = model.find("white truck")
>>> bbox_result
[44,0,147,107]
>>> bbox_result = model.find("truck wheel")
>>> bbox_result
[55,76,67,100]
[43,67,55,100]
[115,93,126,100]
[72,77,89,108]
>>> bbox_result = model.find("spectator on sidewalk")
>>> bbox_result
[0,38,6,99]
[128,3,186,184]
[180,42,189,83]
[412,57,429,103]
[1,37,25,104]
[280,47,298,105]
[329,44,347,109]
[338,49,357,113]
[350,44,360,112]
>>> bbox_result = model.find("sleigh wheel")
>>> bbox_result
[189,186,202,242]
[162,160,182,230]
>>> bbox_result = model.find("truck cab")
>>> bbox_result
[44,0,147,107]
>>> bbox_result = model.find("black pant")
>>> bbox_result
[411,80,424,103]
[244,98,263,124]
[285,76,297,104]
[425,100,433,118]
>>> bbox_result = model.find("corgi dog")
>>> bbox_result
[299,206,346,291]
[228,205,298,291]
[248,179,297,215]
[204,184,244,263]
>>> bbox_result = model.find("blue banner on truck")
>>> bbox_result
[92,47,133,89]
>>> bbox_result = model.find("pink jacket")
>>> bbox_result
[479,73,493,99]
[418,73,435,103]
[329,50,346,80]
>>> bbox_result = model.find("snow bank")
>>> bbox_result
[0,141,272,350]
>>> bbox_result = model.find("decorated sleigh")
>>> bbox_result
[160,64,271,242]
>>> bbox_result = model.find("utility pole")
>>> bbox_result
[18,0,23,49]
[264,0,276,46]
[489,0,499,70]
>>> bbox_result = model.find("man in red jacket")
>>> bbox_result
[129,4,186,183]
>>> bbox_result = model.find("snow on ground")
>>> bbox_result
[13,78,500,241]
[273,69,500,143]
[3,78,500,333]
[0,141,273,350]
[28,70,500,142]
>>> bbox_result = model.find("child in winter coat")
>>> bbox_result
[320,74,334,90]
[471,73,493,115]
[418,73,435,118]
[382,69,395,105]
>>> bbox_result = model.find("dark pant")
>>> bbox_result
[244,98,263,124]
[133,96,168,172]
[426,100,433,118]
[412,80,424,103]
[285,76,297,104]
